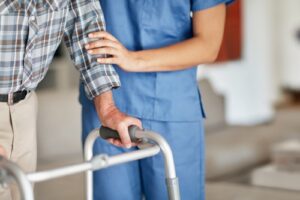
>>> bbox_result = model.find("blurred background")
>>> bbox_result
[34,0,300,199]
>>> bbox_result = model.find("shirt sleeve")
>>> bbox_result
[63,0,120,99]
[192,0,235,12]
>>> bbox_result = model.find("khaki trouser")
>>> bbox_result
[0,92,38,200]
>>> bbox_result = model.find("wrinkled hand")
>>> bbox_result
[100,105,142,148]
[0,145,7,158]
[85,31,141,72]
[94,92,142,148]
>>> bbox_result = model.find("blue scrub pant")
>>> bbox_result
[81,92,205,200]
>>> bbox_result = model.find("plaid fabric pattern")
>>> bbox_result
[0,0,120,99]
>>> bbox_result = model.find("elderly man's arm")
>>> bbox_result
[63,0,141,148]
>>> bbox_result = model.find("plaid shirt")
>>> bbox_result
[0,0,120,99]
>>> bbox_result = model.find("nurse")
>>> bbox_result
[82,0,233,199]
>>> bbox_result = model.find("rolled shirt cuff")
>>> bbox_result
[81,66,121,99]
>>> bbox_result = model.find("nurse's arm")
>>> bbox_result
[135,3,226,72]
[86,3,226,72]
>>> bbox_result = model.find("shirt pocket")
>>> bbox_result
[142,0,190,41]
[41,0,69,11]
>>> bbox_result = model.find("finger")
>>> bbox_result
[125,118,142,145]
[128,118,143,129]
[97,57,120,65]
[88,31,118,42]
[111,139,124,147]
[111,133,138,147]
[117,122,132,149]
[106,138,114,143]
[131,142,139,146]
[85,39,122,50]
[113,139,124,147]
[87,47,120,56]
[106,138,116,146]
[107,139,124,147]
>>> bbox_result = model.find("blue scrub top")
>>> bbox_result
[96,0,233,121]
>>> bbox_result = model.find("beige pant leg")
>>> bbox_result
[10,92,38,173]
[0,99,14,199]
[0,92,38,200]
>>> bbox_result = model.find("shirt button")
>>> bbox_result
[29,16,36,22]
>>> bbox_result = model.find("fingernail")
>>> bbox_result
[85,45,89,48]
[126,144,131,149]
[88,33,93,37]
[88,50,93,54]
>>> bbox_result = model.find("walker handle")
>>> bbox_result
[99,125,141,142]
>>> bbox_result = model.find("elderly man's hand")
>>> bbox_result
[94,91,142,148]
[0,145,7,158]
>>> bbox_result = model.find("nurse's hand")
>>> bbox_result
[86,31,141,72]
[94,91,142,148]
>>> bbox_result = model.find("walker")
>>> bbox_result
[0,126,181,200]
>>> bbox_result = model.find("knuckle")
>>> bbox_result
[96,41,101,47]
[117,121,126,130]
[107,48,113,54]
[117,43,123,49]
[104,40,109,46]
[113,40,118,45]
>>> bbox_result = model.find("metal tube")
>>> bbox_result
[26,145,159,183]
[0,157,34,200]
[85,128,180,200]
[84,129,99,200]
[27,162,92,183]
[32,128,180,200]
[135,130,177,179]
[103,146,160,167]
[135,130,180,200]
[84,129,162,200]
[0,128,180,200]
[166,178,180,200]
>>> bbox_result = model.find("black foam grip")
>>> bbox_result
[99,125,140,142]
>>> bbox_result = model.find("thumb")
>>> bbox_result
[128,118,142,129]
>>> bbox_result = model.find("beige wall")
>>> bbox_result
[198,0,300,125]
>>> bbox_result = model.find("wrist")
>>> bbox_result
[131,51,148,71]
[99,105,120,128]
[94,91,116,123]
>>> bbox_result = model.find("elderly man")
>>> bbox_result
[0,0,140,199]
